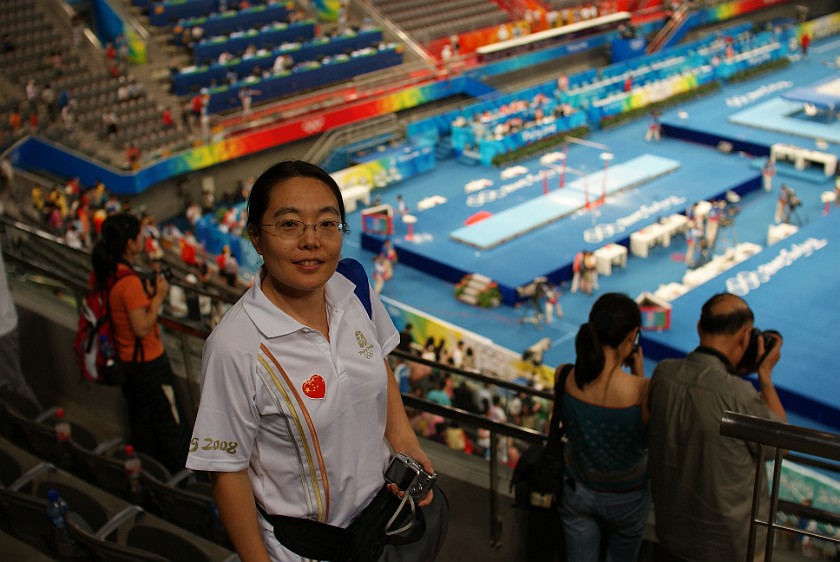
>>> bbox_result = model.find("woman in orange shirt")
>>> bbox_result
[91,214,191,472]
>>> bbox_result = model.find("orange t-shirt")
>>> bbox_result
[109,267,164,363]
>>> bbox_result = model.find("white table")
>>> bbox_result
[341,184,371,213]
[593,243,627,276]
[771,143,838,176]
[767,223,798,245]
[630,222,672,258]
[682,242,762,288]
[654,282,688,302]
[465,179,493,193]
[693,200,713,221]
[416,195,447,211]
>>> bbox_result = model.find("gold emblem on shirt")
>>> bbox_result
[356,330,374,359]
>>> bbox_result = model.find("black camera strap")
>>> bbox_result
[693,345,735,374]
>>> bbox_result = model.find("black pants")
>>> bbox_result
[122,354,191,474]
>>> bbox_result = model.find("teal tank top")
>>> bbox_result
[562,394,648,492]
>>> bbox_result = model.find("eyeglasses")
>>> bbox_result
[261,219,347,239]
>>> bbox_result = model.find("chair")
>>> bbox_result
[33,480,111,532]
[69,441,135,502]
[126,523,213,562]
[4,407,98,471]
[0,487,51,553]
[141,471,230,545]
[0,445,24,486]
[0,389,41,447]
[66,510,169,562]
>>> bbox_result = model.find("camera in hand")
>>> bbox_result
[135,265,174,296]
[385,453,437,501]
[737,328,781,373]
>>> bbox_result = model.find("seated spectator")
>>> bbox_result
[126,143,141,170]
[1,33,15,54]
[162,106,174,127]
[102,111,118,138]
[426,376,452,406]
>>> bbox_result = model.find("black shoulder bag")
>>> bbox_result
[510,363,573,509]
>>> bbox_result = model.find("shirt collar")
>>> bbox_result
[692,345,736,374]
[243,268,356,338]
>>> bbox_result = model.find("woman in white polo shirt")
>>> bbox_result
[186,160,434,562]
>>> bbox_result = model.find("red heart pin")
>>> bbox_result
[301,374,326,399]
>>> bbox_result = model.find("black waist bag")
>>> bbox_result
[258,484,426,562]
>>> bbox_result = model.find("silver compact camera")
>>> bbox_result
[384,453,437,500]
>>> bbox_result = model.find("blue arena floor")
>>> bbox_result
[337,37,840,431]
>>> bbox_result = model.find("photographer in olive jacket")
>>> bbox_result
[648,293,786,562]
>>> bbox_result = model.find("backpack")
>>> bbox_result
[336,258,372,319]
[74,269,139,386]
[510,364,573,509]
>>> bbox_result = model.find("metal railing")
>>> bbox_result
[302,114,399,166]
[720,411,840,561]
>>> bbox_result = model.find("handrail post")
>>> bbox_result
[765,449,784,562]
[177,330,199,409]
[488,430,502,548]
[746,444,764,561]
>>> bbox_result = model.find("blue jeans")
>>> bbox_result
[561,477,650,562]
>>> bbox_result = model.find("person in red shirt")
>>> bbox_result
[162,107,174,127]
[126,143,141,170]
[800,32,811,59]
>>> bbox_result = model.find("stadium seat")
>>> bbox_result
[66,510,169,562]
[4,406,98,471]
[33,480,112,533]
[0,487,51,554]
[141,471,230,545]
[126,523,214,562]
[0,444,24,486]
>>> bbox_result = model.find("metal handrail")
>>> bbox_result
[720,411,840,462]
[720,411,840,561]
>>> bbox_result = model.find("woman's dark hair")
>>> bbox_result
[574,293,641,389]
[91,213,141,288]
[245,160,348,235]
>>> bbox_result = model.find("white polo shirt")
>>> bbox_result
[186,268,398,562]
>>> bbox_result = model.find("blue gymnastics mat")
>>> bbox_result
[728,97,840,144]
[642,211,840,429]
[450,155,681,249]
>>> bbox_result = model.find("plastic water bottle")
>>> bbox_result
[99,335,116,367]
[124,444,143,497]
[45,489,75,556]
[54,408,71,443]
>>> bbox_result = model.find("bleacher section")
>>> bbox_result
[371,0,509,41]
[172,2,292,43]
[204,45,403,114]
[173,28,384,95]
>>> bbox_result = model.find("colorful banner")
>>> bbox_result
[92,0,147,64]
[332,141,437,192]
[381,296,555,386]
[313,0,341,22]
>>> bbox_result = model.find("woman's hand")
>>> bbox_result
[623,345,645,377]
[386,445,436,507]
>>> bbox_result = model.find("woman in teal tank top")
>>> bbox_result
[559,293,650,562]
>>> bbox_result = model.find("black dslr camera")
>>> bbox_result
[737,328,781,373]
[385,453,437,500]
[135,265,174,297]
